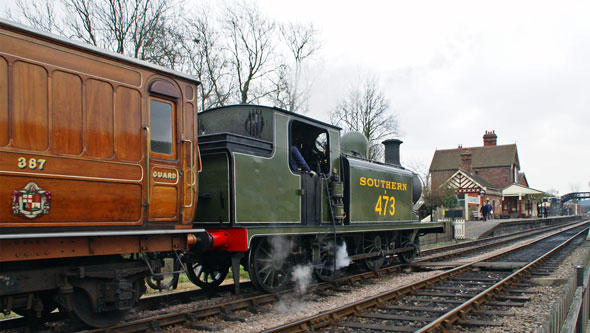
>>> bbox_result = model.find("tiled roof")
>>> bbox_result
[429,144,519,171]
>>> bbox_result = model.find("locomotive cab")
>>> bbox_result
[195,104,340,227]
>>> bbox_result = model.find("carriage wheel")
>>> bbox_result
[398,241,417,263]
[185,259,229,290]
[69,285,133,328]
[362,233,386,271]
[248,237,293,293]
[146,257,181,290]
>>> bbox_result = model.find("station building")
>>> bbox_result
[429,131,549,220]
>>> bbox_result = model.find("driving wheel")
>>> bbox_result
[398,241,417,263]
[362,233,387,271]
[248,237,293,293]
[314,237,344,282]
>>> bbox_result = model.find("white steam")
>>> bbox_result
[269,236,290,262]
[291,265,313,295]
[335,241,351,269]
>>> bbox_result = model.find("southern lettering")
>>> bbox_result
[359,177,407,191]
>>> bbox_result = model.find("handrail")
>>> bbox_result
[182,136,196,208]
[143,126,151,205]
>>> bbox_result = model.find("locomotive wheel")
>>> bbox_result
[248,237,293,293]
[314,238,341,282]
[398,241,417,263]
[70,288,129,328]
[185,259,229,290]
[146,257,181,290]
[362,233,386,271]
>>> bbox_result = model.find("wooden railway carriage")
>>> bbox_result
[0,19,204,327]
[191,105,445,293]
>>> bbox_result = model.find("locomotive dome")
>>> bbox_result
[341,132,369,158]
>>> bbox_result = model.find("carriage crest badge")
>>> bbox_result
[12,182,51,219]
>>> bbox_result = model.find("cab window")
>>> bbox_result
[290,120,330,175]
[150,98,175,157]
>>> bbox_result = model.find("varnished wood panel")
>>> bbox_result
[0,56,7,146]
[0,176,141,224]
[115,87,141,162]
[86,79,114,158]
[0,151,142,181]
[52,71,82,155]
[150,185,177,219]
[0,31,141,86]
[12,61,48,151]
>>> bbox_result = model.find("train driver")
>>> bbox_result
[290,145,317,176]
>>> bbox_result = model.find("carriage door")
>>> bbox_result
[146,81,181,222]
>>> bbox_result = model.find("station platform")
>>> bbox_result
[459,216,580,240]
[464,219,505,240]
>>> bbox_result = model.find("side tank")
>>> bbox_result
[341,137,422,223]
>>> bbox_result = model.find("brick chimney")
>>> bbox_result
[460,149,473,173]
[483,130,497,147]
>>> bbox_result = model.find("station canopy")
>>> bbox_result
[502,184,553,200]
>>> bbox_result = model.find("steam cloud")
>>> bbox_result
[335,241,351,269]
[291,265,313,295]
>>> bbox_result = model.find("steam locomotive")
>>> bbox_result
[0,18,444,328]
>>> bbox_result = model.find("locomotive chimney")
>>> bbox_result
[382,139,403,167]
[483,130,497,147]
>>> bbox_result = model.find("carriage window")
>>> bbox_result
[150,99,174,155]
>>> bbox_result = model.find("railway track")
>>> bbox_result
[264,224,589,332]
[1,219,584,332]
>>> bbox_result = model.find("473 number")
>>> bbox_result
[375,195,396,216]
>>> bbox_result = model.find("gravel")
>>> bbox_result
[165,233,590,332]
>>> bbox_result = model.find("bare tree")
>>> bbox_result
[9,0,183,68]
[223,1,279,104]
[6,0,325,110]
[272,22,321,113]
[8,0,61,33]
[331,74,399,160]
[182,8,233,110]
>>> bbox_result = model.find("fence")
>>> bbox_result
[539,235,590,332]
[419,221,454,246]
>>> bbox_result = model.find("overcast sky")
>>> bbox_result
[257,0,590,196]
[2,0,588,195]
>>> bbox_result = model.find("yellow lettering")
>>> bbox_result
[360,177,366,186]
[367,178,374,187]
[403,184,407,191]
